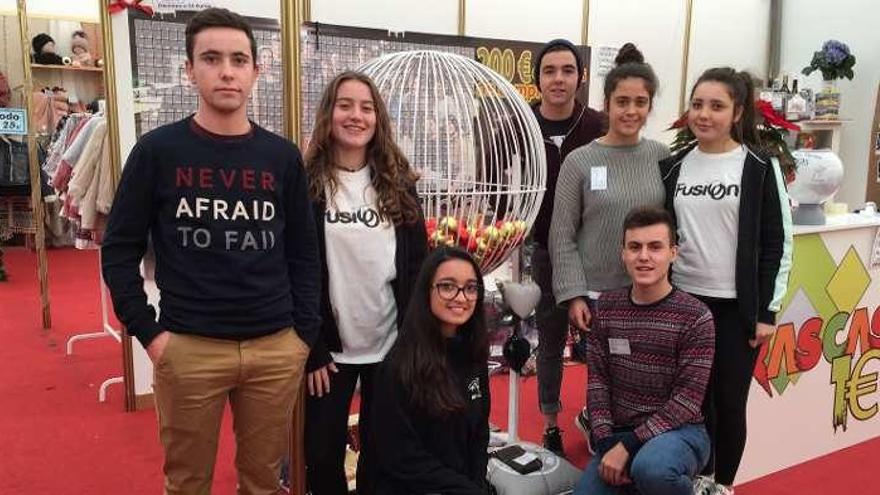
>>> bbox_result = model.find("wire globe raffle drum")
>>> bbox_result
[358,50,547,275]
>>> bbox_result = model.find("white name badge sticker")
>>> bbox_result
[608,338,631,355]
[591,166,607,190]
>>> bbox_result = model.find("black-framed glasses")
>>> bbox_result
[434,281,482,301]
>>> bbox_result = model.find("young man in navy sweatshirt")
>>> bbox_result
[101,8,320,495]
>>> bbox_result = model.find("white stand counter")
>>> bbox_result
[738,213,880,483]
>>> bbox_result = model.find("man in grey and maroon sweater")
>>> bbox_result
[575,206,714,495]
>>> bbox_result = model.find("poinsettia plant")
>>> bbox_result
[668,100,800,183]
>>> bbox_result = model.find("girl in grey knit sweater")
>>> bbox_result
[549,43,670,329]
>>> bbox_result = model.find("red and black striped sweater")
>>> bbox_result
[587,287,715,454]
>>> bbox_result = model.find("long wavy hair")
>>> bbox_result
[305,71,421,226]
[387,247,489,416]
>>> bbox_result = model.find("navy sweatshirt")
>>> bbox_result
[101,117,321,348]
[371,335,490,494]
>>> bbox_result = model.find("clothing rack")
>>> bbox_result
[64,229,123,402]
[53,107,120,401]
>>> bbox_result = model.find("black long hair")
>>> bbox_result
[387,247,489,416]
[603,43,658,109]
[690,67,759,146]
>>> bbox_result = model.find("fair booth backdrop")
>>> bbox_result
[98,0,879,487]
[4,0,877,489]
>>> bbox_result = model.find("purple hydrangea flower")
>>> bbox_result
[822,40,850,65]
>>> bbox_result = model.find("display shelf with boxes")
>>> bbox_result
[865,82,880,204]
[31,63,103,73]
[791,119,846,154]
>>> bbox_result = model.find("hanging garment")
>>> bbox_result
[31,92,52,134]
[44,114,87,180]
[53,115,100,192]
[44,199,74,247]
[67,119,108,230]
[0,138,29,186]
[50,89,70,130]
[0,71,10,108]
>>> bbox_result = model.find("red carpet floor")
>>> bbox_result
[1,247,879,494]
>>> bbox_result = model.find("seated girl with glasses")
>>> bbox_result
[370,247,491,495]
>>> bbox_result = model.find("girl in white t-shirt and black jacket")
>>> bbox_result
[303,71,428,495]
[659,67,793,495]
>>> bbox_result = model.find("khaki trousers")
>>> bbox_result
[153,327,308,495]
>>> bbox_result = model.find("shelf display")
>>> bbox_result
[792,120,843,153]
[866,82,880,202]
[31,63,102,72]
[31,32,62,65]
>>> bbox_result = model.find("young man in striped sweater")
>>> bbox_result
[574,206,715,495]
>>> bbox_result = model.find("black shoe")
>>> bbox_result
[542,426,565,457]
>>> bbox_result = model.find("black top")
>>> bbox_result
[371,335,491,495]
[101,116,321,348]
[531,101,606,248]
[305,186,428,372]
[534,112,576,139]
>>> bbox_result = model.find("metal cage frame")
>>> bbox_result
[359,50,546,274]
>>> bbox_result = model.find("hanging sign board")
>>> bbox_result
[153,0,278,18]
[0,108,27,136]
[153,1,213,14]
[298,22,591,145]
[596,45,620,78]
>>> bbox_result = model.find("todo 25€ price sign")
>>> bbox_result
[0,109,27,136]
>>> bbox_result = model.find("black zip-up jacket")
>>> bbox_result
[659,145,793,338]
[371,335,490,495]
[305,187,428,372]
[531,101,606,248]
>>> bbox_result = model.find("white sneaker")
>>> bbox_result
[692,476,715,495]
[574,408,595,455]
[694,477,734,495]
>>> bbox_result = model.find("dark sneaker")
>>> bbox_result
[574,408,595,455]
[542,426,565,457]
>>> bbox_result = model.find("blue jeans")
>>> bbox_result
[574,424,710,495]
